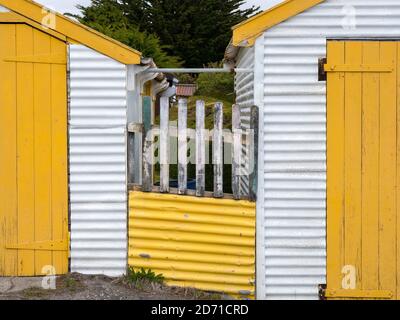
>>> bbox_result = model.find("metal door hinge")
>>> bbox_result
[318,58,327,81]
[318,284,327,300]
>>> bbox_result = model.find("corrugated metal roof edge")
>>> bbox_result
[226,0,326,59]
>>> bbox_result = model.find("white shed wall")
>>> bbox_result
[235,47,254,197]
[254,0,400,300]
[69,45,128,276]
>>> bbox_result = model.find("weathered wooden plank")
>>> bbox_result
[397,42,400,300]
[33,29,53,272]
[232,104,241,200]
[178,98,188,195]
[213,102,224,198]
[196,100,205,197]
[343,41,362,288]
[249,106,259,202]
[129,184,236,200]
[50,36,69,274]
[126,65,135,91]
[160,96,170,193]
[379,41,397,298]
[326,40,345,290]
[127,77,142,184]
[128,132,135,184]
[142,96,153,192]
[0,24,18,276]
[16,24,35,275]
[361,42,380,291]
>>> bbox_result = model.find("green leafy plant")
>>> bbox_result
[126,267,165,286]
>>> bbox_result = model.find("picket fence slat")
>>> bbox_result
[213,102,224,198]
[178,98,188,195]
[232,104,241,200]
[196,100,206,197]
[249,105,259,202]
[160,96,170,193]
[142,96,153,192]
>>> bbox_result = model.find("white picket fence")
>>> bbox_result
[129,96,258,201]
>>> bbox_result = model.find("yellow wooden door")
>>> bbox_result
[0,24,69,276]
[326,40,399,299]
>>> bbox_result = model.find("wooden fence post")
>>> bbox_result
[232,104,241,200]
[196,100,205,197]
[128,132,135,184]
[213,102,224,198]
[142,96,153,192]
[178,98,188,195]
[160,96,170,193]
[249,105,259,202]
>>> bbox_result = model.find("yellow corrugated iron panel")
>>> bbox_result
[129,191,256,299]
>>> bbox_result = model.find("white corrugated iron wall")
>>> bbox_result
[255,0,400,300]
[235,47,254,197]
[69,45,128,276]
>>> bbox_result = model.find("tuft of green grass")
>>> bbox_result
[126,267,165,288]
[63,276,79,291]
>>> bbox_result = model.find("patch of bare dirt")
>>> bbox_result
[0,273,229,300]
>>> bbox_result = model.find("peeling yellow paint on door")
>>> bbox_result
[327,40,399,299]
[0,24,69,276]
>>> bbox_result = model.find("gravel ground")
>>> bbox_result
[0,273,228,300]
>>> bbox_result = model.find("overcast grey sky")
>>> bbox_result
[39,0,281,15]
